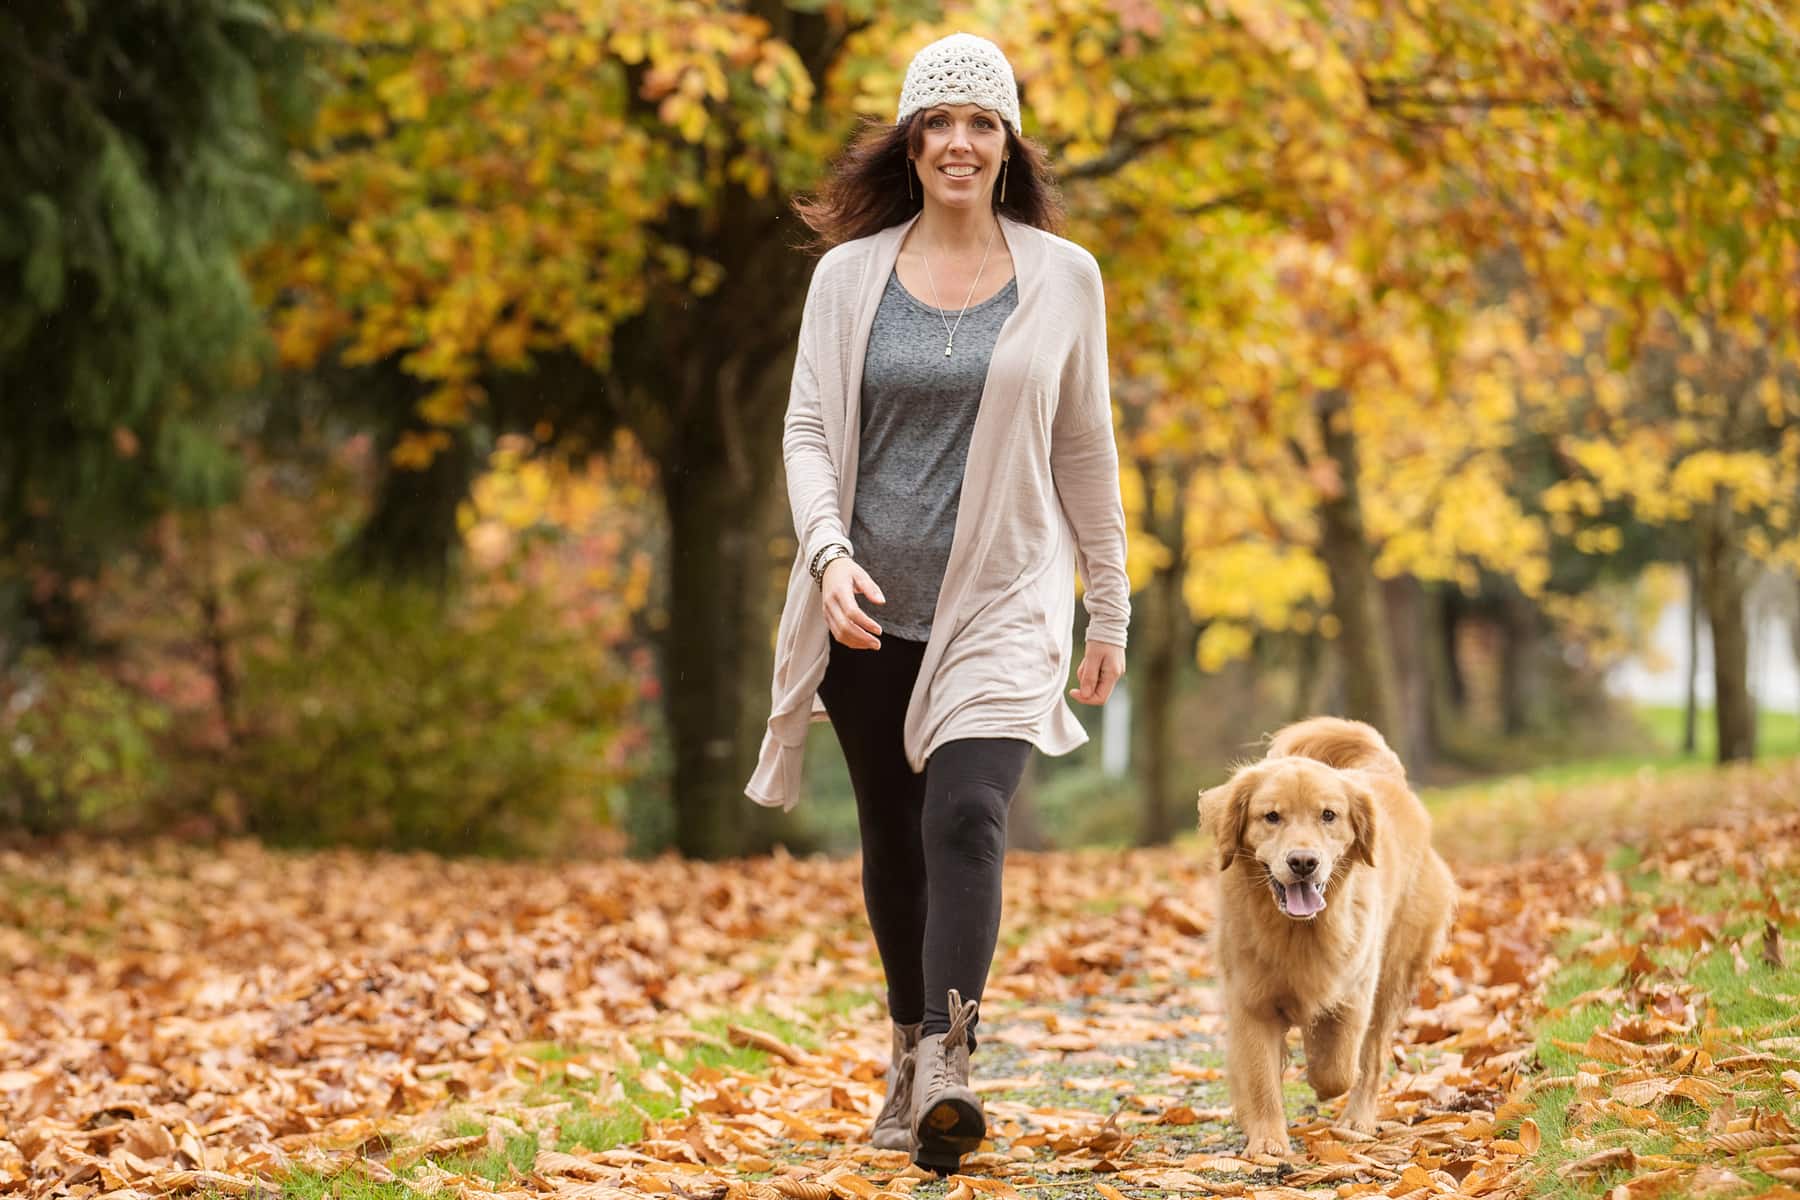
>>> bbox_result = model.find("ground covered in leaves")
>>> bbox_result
[3,760,1799,1200]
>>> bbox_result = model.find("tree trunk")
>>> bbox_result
[1007,757,1047,851]
[659,401,804,859]
[1134,466,1188,846]
[600,183,818,859]
[1790,573,1800,729]
[1682,557,1700,754]
[1697,500,1756,762]
[1382,576,1438,772]
[341,369,479,589]
[197,508,241,745]
[1313,391,1403,754]
[1290,632,1336,721]
[1439,589,1467,717]
[1497,586,1544,736]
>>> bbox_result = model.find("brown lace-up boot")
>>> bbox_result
[909,989,984,1175]
[867,1020,922,1150]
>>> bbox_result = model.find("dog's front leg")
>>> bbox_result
[1342,961,1410,1132]
[1301,1002,1366,1101]
[1227,1003,1290,1157]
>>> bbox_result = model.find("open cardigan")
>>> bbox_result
[745,213,1131,811]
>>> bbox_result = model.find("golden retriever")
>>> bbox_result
[1200,717,1454,1156]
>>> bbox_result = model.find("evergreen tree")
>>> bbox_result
[0,0,309,651]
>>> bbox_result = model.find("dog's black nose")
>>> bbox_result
[1286,851,1319,878]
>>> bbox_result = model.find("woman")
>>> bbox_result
[745,32,1130,1175]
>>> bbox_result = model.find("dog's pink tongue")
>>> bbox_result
[1284,881,1326,916]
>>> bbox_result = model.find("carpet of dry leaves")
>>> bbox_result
[3,759,1799,1200]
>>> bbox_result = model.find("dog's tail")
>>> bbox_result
[1266,716,1406,779]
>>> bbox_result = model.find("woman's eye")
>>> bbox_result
[1321,809,1337,823]
[1263,811,1280,824]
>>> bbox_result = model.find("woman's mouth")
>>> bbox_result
[939,164,979,179]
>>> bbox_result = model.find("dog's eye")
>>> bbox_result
[1321,809,1337,823]
[1263,811,1280,824]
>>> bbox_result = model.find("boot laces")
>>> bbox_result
[876,1048,916,1125]
[927,989,980,1092]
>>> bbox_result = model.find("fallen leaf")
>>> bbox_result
[1558,1147,1635,1179]
[1145,896,1207,936]
[1690,1166,1748,1197]
[1707,1130,1783,1153]
[728,1025,806,1065]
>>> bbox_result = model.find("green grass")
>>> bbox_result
[439,1133,539,1183]
[514,1007,823,1153]
[270,1004,832,1200]
[282,1169,425,1200]
[1516,855,1800,1199]
[1423,705,1800,810]
[555,1108,644,1154]
[807,986,880,1021]
[1636,705,1800,760]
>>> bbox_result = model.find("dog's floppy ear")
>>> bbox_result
[1348,785,1377,868]
[1212,771,1257,872]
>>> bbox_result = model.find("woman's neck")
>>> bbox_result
[914,203,1002,256]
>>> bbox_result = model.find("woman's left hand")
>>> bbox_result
[1069,641,1126,705]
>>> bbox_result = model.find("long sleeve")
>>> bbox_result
[782,260,854,567]
[1050,258,1131,648]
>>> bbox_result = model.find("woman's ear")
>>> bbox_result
[1213,771,1257,872]
[1349,786,1377,868]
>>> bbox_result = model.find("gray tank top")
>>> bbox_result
[851,268,1019,639]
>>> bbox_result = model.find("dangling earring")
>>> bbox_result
[907,159,914,201]
[1000,157,1009,205]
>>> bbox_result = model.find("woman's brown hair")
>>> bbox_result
[793,112,1065,251]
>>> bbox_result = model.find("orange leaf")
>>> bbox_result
[1557,1147,1635,1179]
[1707,1130,1783,1153]
[727,1024,805,1064]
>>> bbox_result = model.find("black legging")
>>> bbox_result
[817,634,1031,1047]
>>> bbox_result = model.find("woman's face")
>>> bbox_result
[910,105,1009,213]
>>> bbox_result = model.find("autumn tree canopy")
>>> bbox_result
[250,0,1800,852]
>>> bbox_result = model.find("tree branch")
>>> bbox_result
[1060,121,1230,181]
[1366,88,1590,114]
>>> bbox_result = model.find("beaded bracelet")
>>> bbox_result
[811,544,852,588]
[806,541,841,579]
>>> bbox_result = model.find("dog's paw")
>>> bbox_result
[1243,1132,1291,1158]
[1339,1108,1376,1134]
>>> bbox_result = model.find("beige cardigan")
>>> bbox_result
[746,213,1130,811]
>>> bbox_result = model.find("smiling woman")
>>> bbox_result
[755,31,1132,1178]
[791,60,1061,247]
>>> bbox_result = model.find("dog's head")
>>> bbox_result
[1206,759,1376,920]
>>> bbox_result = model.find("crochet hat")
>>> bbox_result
[896,33,1022,136]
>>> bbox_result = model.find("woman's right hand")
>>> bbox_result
[821,557,885,649]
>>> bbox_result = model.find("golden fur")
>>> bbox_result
[1200,717,1455,1157]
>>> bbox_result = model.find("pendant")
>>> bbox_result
[944,340,953,357]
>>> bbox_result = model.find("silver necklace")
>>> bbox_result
[920,221,1000,357]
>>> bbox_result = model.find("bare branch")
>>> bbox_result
[1061,119,1231,181]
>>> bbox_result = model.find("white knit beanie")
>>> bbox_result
[895,33,1022,136]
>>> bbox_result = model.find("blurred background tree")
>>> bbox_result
[0,0,310,651]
